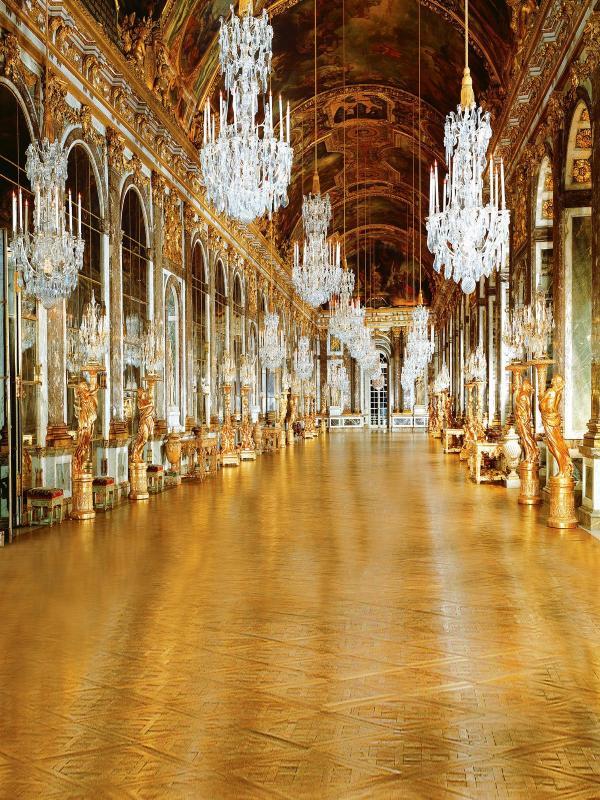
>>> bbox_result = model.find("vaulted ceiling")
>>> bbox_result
[126,0,517,308]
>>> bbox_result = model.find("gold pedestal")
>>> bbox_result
[518,461,542,506]
[240,448,257,461]
[129,461,149,500]
[548,475,578,529]
[71,473,95,520]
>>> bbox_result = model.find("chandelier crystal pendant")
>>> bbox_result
[201,92,293,224]
[465,344,487,383]
[426,0,510,295]
[294,335,313,381]
[11,137,85,308]
[260,309,286,370]
[329,267,358,344]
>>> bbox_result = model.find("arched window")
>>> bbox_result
[565,102,591,191]
[563,101,592,437]
[0,86,35,441]
[121,187,148,394]
[214,260,227,417]
[66,144,103,435]
[191,242,208,424]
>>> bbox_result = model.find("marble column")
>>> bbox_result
[391,327,401,413]
[184,207,195,429]
[151,178,166,434]
[45,301,71,448]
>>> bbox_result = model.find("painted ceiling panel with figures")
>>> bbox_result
[115,0,521,307]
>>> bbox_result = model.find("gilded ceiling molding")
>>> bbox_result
[494,0,592,173]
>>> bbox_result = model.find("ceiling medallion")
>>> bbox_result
[426,0,510,295]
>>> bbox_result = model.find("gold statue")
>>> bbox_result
[514,377,538,463]
[131,385,155,463]
[539,375,572,478]
[73,374,99,476]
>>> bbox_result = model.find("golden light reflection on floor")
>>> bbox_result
[2,432,600,798]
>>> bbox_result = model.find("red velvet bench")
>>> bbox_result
[26,488,64,526]
[92,476,116,510]
[147,464,164,493]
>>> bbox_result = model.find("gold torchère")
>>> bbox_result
[278,388,288,449]
[508,363,541,505]
[240,384,256,460]
[71,366,101,520]
[129,374,158,500]
[220,383,240,466]
[530,359,577,529]
[460,382,476,461]
[287,390,299,446]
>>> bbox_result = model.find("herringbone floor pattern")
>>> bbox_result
[1,432,600,798]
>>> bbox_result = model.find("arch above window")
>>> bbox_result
[565,101,592,191]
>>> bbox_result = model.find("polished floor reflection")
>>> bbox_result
[2,433,600,798]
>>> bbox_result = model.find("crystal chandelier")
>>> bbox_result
[328,360,350,405]
[11,139,84,308]
[372,369,385,392]
[141,323,164,377]
[433,360,450,393]
[522,290,553,358]
[240,353,256,386]
[292,0,342,307]
[294,335,313,381]
[405,295,434,373]
[220,351,237,385]
[426,0,509,295]
[201,92,293,224]
[293,235,342,307]
[502,305,526,362]
[465,344,487,383]
[67,292,108,373]
[219,0,272,113]
[329,268,360,344]
[260,309,286,370]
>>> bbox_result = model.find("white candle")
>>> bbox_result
[494,169,499,211]
[24,199,28,232]
[489,155,494,207]
[68,190,73,233]
[78,193,82,237]
[18,188,22,230]
[36,186,40,227]
[12,192,16,233]
[500,159,506,209]
[55,186,59,231]
[279,95,283,141]
[286,102,290,143]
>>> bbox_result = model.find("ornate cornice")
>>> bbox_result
[494,0,593,174]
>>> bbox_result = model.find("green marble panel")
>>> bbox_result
[571,215,592,434]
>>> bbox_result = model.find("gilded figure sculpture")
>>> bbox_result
[131,385,155,463]
[73,374,100,476]
[514,377,538,463]
[539,375,572,478]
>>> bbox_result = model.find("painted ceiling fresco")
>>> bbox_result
[142,0,516,305]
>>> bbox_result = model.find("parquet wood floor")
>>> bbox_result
[1,432,600,798]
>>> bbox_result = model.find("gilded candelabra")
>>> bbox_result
[129,374,158,500]
[532,362,577,529]
[71,366,100,520]
[220,382,240,466]
[240,384,256,460]
[508,363,541,505]
[460,381,484,461]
